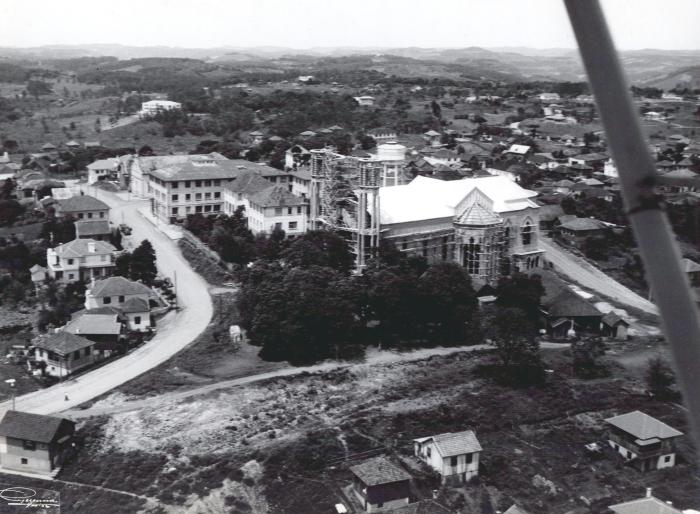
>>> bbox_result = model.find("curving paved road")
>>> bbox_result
[0,189,213,417]
[540,238,658,315]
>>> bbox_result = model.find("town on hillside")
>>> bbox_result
[0,6,699,514]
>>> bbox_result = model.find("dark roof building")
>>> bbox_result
[0,410,76,475]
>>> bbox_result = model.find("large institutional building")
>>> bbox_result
[377,175,543,284]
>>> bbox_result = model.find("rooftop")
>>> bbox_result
[546,288,602,318]
[349,456,412,487]
[605,411,683,441]
[414,430,482,457]
[75,220,112,237]
[609,496,683,514]
[90,276,153,298]
[57,195,109,213]
[64,313,122,336]
[52,238,116,258]
[0,410,73,444]
[378,175,538,225]
[34,331,95,355]
[248,185,306,208]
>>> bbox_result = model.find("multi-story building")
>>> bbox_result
[46,239,117,283]
[246,185,309,236]
[376,175,544,286]
[139,100,182,118]
[33,332,99,377]
[605,411,683,472]
[130,153,295,223]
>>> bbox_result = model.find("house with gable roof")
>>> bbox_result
[33,332,99,377]
[0,410,75,476]
[413,429,482,483]
[605,411,683,471]
[84,276,155,332]
[349,456,411,512]
[609,488,684,514]
[55,194,109,220]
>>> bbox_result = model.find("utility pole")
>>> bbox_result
[4,379,16,410]
[173,270,178,309]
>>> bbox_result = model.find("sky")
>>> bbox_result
[0,0,698,51]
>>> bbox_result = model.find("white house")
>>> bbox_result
[139,100,182,118]
[87,158,121,185]
[354,96,375,107]
[46,239,117,283]
[84,276,155,333]
[538,92,561,101]
[413,430,482,484]
[605,411,683,472]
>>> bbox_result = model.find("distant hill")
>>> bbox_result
[640,65,700,90]
[0,44,697,85]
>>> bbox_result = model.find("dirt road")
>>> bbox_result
[0,190,213,417]
[540,238,658,315]
[62,342,569,419]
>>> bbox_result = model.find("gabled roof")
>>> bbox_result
[605,411,683,441]
[75,220,111,237]
[602,311,629,327]
[34,331,95,355]
[609,496,683,514]
[121,297,150,313]
[424,130,441,137]
[546,289,602,318]
[414,430,482,457]
[0,410,74,444]
[57,195,109,213]
[682,258,700,273]
[90,276,153,298]
[64,313,122,336]
[349,457,411,487]
[378,175,538,225]
[53,238,115,258]
[87,158,120,171]
[507,144,531,155]
[560,217,604,231]
[224,170,273,195]
[503,505,531,514]
[248,185,306,208]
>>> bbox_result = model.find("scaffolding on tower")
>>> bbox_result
[310,148,381,272]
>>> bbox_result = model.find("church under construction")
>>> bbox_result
[308,147,544,286]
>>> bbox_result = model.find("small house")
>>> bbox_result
[0,410,75,476]
[601,312,629,340]
[413,430,482,484]
[609,489,683,514]
[55,194,110,220]
[87,158,120,185]
[33,332,99,377]
[349,456,411,512]
[64,311,125,356]
[543,288,602,338]
[558,217,605,243]
[605,411,683,471]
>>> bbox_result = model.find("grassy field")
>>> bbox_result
[2,338,689,513]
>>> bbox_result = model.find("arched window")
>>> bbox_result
[464,236,480,275]
[522,221,533,247]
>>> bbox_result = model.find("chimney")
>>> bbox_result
[88,241,96,253]
[646,487,652,498]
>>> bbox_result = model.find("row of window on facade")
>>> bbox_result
[73,211,106,220]
[150,178,230,188]
[171,204,222,216]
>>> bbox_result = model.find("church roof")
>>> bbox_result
[455,202,502,226]
[377,175,538,225]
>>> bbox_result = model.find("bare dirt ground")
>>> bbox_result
[32,340,696,514]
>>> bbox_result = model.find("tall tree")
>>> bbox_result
[418,262,480,344]
[130,240,157,285]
